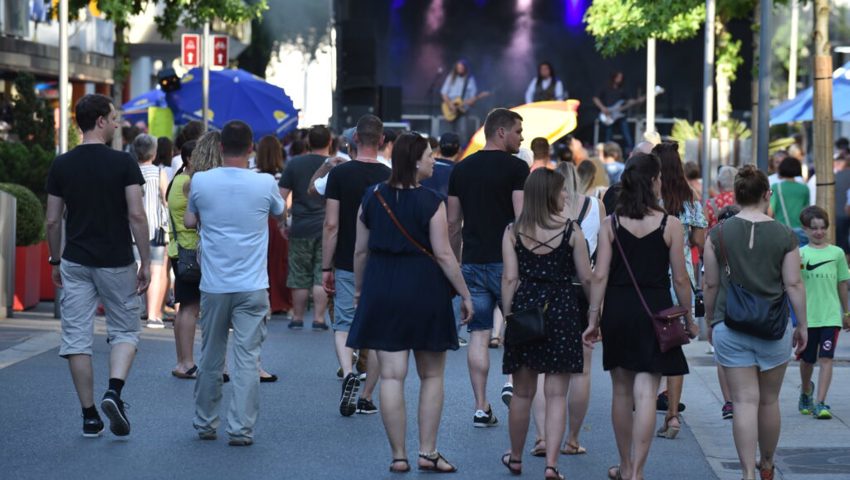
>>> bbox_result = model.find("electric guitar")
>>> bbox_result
[442,91,491,122]
[598,86,665,126]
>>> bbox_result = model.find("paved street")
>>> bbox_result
[1,304,849,479]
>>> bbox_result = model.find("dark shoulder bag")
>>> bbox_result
[504,222,575,346]
[611,215,690,353]
[169,210,201,283]
[717,222,788,340]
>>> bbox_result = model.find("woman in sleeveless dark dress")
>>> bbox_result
[500,169,592,480]
[583,153,698,480]
[347,133,473,474]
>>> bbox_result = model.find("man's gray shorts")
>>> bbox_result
[59,260,141,357]
[332,269,355,332]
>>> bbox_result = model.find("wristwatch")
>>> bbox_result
[48,256,61,266]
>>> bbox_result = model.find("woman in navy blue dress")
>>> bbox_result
[347,133,473,474]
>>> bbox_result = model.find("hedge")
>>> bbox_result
[0,183,44,246]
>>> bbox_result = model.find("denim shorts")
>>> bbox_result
[460,263,503,332]
[713,321,792,371]
[333,269,355,332]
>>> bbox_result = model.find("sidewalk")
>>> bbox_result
[682,336,850,480]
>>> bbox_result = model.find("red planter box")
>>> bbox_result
[13,243,42,311]
[39,241,55,301]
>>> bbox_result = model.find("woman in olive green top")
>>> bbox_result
[168,141,201,378]
[703,166,807,480]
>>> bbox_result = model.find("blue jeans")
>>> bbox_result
[604,118,633,153]
[461,263,503,332]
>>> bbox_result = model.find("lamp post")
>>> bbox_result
[701,0,715,205]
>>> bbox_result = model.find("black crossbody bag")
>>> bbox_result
[717,222,788,340]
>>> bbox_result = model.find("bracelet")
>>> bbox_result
[322,268,333,272]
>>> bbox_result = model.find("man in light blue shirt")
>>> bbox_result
[185,120,285,446]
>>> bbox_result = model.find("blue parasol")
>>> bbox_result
[770,61,850,125]
[121,89,167,123]
[166,68,299,141]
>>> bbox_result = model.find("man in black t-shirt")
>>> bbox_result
[322,115,391,417]
[45,94,151,438]
[448,108,529,427]
[279,125,332,331]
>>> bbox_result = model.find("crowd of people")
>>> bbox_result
[44,93,850,480]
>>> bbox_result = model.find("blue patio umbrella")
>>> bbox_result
[770,61,850,125]
[166,68,298,141]
[121,89,167,123]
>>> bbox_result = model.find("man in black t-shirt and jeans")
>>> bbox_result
[46,94,151,438]
[448,108,529,427]
[279,125,332,331]
[322,115,391,417]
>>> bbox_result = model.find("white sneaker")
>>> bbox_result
[501,383,514,409]
[145,318,165,329]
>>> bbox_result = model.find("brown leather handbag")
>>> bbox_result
[611,215,691,353]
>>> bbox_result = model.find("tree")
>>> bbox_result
[11,73,55,150]
[64,0,268,143]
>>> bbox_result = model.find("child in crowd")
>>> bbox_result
[798,206,850,419]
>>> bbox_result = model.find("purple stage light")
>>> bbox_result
[564,0,588,27]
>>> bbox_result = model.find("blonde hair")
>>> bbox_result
[515,169,565,236]
[191,131,222,175]
[555,161,581,213]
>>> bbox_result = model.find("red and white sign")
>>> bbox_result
[182,34,201,67]
[212,35,229,68]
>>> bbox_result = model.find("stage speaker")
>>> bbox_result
[338,23,376,89]
[378,86,402,122]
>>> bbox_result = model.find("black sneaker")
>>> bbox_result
[722,401,734,420]
[339,373,361,417]
[101,390,131,436]
[311,321,329,331]
[82,416,104,438]
[501,383,514,409]
[473,405,498,428]
[656,391,686,412]
[356,397,378,414]
[288,320,304,330]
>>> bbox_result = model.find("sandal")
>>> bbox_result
[545,466,565,480]
[759,465,775,480]
[656,414,681,439]
[560,442,587,455]
[501,453,522,475]
[171,365,198,379]
[489,337,501,349]
[530,438,546,457]
[607,465,623,480]
[418,452,457,473]
[389,458,410,473]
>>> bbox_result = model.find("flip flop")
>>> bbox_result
[560,442,587,455]
[530,439,546,457]
[171,365,198,379]
[608,465,623,480]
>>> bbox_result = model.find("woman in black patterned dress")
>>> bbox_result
[500,169,593,480]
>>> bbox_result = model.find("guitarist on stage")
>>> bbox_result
[440,60,480,144]
[592,71,634,152]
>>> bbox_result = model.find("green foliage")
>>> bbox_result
[584,0,704,57]
[0,142,55,206]
[12,73,55,151]
[716,24,743,83]
[670,118,751,148]
[0,183,45,246]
